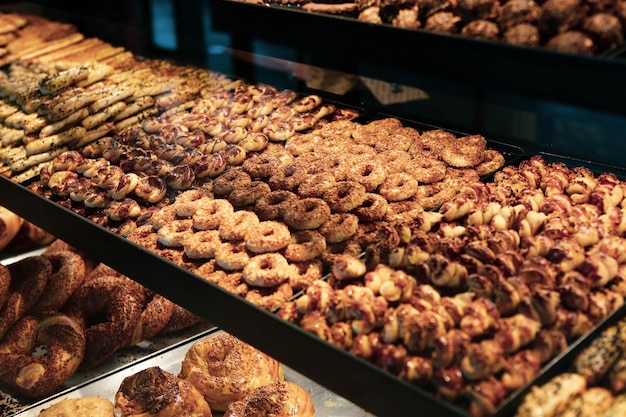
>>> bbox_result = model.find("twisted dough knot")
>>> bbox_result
[460,339,505,381]
[590,172,624,212]
[364,265,416,303]
[328,285,388,335]
[459,298,500,338]
[540,163,572,197]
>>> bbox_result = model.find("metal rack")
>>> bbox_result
[209,0,626,118]
[2,2,626,416]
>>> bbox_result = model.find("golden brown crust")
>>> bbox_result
[0,255,52,339]
[179,332,284,411]
[0,313,85,398]
[62,275,144,370]
[38,396,114,417]
[115,366,212,417]
[223,380,315,417]
[30,251,86,314]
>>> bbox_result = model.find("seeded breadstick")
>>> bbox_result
[47,90,100,121]
[81,101,127,130]
[73,122,115,148]
[24,126,85,156]
[11,148,66,173]
[112,96,155,121]
[39,107,90,138]
[10,162,48,183]
[4,111,39,130]
[23,115,47,135]
[0,101,18,119]
[114,107,158,130]
[89,86,135,113]
[0,146,26,163]
[75,63,114,88]
[0,126,24,146]
[39,65,89,95]
[155,88,197,111]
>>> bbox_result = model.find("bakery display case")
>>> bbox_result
[1,1,626,417]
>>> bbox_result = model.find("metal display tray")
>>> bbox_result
[14,328,373,417]
[210,0,626,116]
[0,151,624,417]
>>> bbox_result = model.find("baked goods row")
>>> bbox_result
[515,313,626,417]
[271,154,626,416]
[0,240,208,406]
[0,11,239,183]
[237,0,626,56]
[2,8,626,417]
[34,331,317,417]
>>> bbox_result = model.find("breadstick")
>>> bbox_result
[39,107,90,138]
[131,80,174,98]
[10,147,67,173]
[112,95,154,121]
[24,126,85,156]
[34,38,103,64]
[0,163,11,178]
[0,126,24,147]
[39,64,89,95]
[0,33,15,46]
[160,100,196,117]
[0,17,19,35]
[89,85,135,112]
[81,101,126,130]
[0,146,25,163]
[19,32,84,62]
[155,88,196,111]
[72,122,114,148]
[0,101,18,119]
[101,51,134,69]
[23,115,47,135]
[47,89,99,121]
[10,162,50,183]
[75,63,114,88]
[114,107,158,130]
[4,111,39,130]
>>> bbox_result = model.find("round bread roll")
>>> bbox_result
[179,332,284,411]
[115,366,212,417]
[38,397,114,417]
[224,380,315,417]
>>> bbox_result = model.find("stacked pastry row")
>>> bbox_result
[260,0,626,56]
[274,154,626,416]
[0,12,239,183]
[0,240,206,400]
[37,331,314,417]
[27,100,506,312]
[515,313,626,417]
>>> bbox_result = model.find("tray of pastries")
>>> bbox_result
[2,7,626,417]
[15,328,373,417]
